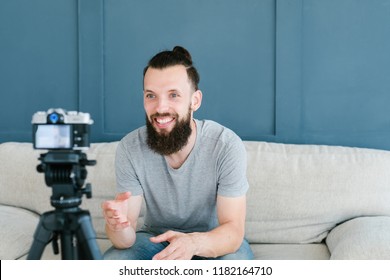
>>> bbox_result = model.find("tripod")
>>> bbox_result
[27,151,102,260]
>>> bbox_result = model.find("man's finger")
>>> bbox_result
[153,244,177,260]
[115,191,131,201]
[150,230,176,243]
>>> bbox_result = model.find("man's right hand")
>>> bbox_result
[102,191,131,231]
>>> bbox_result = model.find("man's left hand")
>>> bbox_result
[150,230,197,260]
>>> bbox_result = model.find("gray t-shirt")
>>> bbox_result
[115,119,249,234]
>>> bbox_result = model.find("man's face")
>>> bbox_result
[144,65,194,134]
[143,65,200,155]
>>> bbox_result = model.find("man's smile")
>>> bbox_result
[153,116,176,129]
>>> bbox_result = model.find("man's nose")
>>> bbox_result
[156,97,169,113]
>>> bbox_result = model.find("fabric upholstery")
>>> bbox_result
[0,205,39,259]
[244,141,390,244]
[326,216,390,259]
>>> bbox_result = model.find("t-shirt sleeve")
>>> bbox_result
[115,139,144,196]
[216,135,249,197]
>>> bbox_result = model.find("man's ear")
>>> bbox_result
[191,90,202,112]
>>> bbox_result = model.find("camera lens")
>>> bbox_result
[49,113,59,123]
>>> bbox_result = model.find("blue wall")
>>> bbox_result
[1,0,390,150]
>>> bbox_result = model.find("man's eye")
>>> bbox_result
[146,94,155,99]
[170,93,178,98]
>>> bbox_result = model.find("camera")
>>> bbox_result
[32,108,93,150]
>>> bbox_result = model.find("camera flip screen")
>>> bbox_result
[34,124,72,149]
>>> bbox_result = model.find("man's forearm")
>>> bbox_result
[189,222,244,258]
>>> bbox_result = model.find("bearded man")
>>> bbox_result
[102,46,253,260]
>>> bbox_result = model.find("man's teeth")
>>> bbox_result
[156,118,173,124]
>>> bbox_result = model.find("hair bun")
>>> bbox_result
[172,46,192,64]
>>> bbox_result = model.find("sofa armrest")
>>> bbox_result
[326,216,390,259]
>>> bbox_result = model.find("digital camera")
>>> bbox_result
[32,108,93,150]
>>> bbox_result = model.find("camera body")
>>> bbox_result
[32,108,93,150]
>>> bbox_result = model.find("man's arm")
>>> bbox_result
[102,192,143,249]
[151,194,246,259]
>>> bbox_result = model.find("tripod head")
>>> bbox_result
[37,150,96,209]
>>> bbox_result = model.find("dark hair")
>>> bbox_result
[143,46,200,90]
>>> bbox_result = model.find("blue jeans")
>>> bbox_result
[103,231,254,260]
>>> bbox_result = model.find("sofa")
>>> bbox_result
[1,140,390,260]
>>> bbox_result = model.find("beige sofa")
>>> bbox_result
[1,141,390,260]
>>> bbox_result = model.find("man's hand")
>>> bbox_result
[150,230,198,260]
[102,191,131,232]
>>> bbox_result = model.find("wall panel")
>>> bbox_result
[301,0,390,149]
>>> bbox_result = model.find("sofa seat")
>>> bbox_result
[251,243,330,260]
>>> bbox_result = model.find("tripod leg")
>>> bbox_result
[60,231,78,260]
[27,213,53,260]
[76,212,103,260]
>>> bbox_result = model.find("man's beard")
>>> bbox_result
[146,110,192,155]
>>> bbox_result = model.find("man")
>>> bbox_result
[102,46,253,260]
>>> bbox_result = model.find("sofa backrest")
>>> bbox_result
[244,141,390,244]
[0,142,52,213]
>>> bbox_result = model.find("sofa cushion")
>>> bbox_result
[0,205,39,260]
[326,216,390,259]
[244,141,390,244]
[251,243,330,260]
